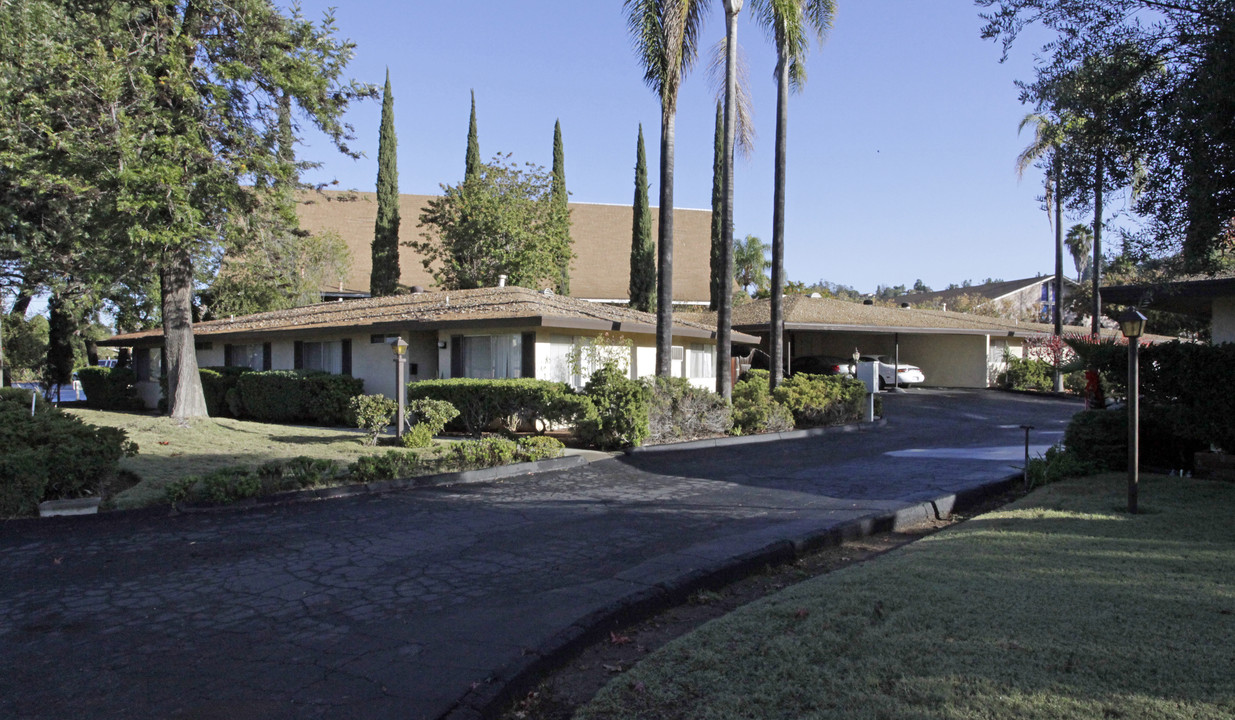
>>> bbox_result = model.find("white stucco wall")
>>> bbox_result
[1213,296,1235,345]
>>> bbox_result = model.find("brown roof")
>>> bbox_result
[296,190,713,303]
[1102,269,1235,318]
[728,296,1134,339]
[894,276,1058,307]
[104,286,757,346]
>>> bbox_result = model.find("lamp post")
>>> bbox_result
[392,337,408,438]
[1118,308,1147,514]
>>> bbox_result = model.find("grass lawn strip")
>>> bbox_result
[68,409,441,510]
[579,473,1235,720]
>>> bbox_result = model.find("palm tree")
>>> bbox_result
[750,0,835,389]
[1065,224,1094,281]
[733,233,770,296]
[624,0,708,377]
[715,0,742,399]
[1016,111,1068,390]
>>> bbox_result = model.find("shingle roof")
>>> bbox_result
[103,287,758,346]
[893,276,1057,308]
[727,295,1127,338]
[1102,269,1235,317]
[295,190,714,303]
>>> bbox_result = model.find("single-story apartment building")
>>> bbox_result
[727,295,1127,388]
[103,286,758,409]
[1102,271,1235,344]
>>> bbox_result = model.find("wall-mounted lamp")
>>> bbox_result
[437,340,448,350]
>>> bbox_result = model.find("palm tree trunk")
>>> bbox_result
[1053,157,1064,392]
[161,245,208,419]
[769,43,790,390]
[656,108,676,377]
[716,3,740,400]
[1091,152,1104,337]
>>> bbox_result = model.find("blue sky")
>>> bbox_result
[289,0,1096,295]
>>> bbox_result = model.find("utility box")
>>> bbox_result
[857,361,880,393]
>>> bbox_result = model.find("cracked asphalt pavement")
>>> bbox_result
[0,389,1079,720]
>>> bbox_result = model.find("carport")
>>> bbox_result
[730,296,1082,388]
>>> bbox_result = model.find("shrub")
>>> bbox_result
[516,435,565,462]
[576,361,651,449]
[402,398,459,448]
[1024,443,1103,489]
[646,376,732,444]
[350,394,398,446]
[771,373,865,428]
[256,456,340,493]
[76,366,144,411]
[1064,410,1128,471]
[165,467,262,505]
[0,401,137,516]
[0,386,38,406]
[996,351,1054,392]
[406,378,580,436]
[448,437,518,469]
[731,370,794,435]
[235,370,306,422]
[301,373,365,426]
[198,366,251,417]
[348,450,422,483]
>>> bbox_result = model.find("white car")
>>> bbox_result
[859,355,925,389]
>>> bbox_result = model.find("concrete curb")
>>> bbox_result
[626,418,888,455]
[442,471,1021,720]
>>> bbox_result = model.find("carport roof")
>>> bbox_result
[102,286,760,346]
[1102,271,1235,318]
[727,296,1120,338]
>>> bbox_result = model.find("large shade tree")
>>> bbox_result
[979,0,1235,272]
[750,0,834,389]
[624,0,708,376]
[0,0,372,420]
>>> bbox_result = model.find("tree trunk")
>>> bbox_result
[769,42,790,392]
[1053,156,1064,392]
[656,109,676,377]
[1091,152,1104,337]
[160,246,208,419]
[716,5,740,400]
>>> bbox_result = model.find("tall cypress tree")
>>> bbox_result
[370,69,400,296]
[629,125,656,312]
[551,120,570,295]
[709,100,724,311]
[465,90,481,181]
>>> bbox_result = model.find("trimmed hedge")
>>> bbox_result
[232,370,364,426]
[199,366,251,417]
[77,366,144,411]
[772,373,866,428]
[406,378,587,436]
[732,370,795,435]
[0,398,137,516]
[1064,408,1208,472]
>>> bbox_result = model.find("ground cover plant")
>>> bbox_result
[579,473,1235,720]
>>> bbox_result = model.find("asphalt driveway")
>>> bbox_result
[0,389,1079,720]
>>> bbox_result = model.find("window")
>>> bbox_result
[302,341,342,374]
[461,334,522,379]
[225,344,264,370]
[547,335,579,386]
[688,343,714,379]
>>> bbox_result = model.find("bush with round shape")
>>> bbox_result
[349,394,398,446]
[731,370,795,435]
[575,361,650,449]
[401,398,460,448]
[646,376,732,444]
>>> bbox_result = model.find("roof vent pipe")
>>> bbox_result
[942,303,947,312]
[498,274,507,287]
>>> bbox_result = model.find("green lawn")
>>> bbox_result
[579,474,1235,720]
[69,409,423,510]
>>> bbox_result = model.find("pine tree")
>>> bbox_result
[709,100,724,311]
[370,69,400,296]
[551,120,571,295]
[629,125,656,313]
[465,90,481,181]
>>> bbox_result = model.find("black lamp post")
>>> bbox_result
[392,337,408,438]
[1118,308,1147,514]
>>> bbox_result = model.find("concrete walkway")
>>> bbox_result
[0,389,1079,720]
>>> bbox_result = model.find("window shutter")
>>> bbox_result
[223,344,233,367]
[450,335,464,378]
[521,332,536,378]
[293,341,303,370]
[262,343,272,371]
[341,339,352,376]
